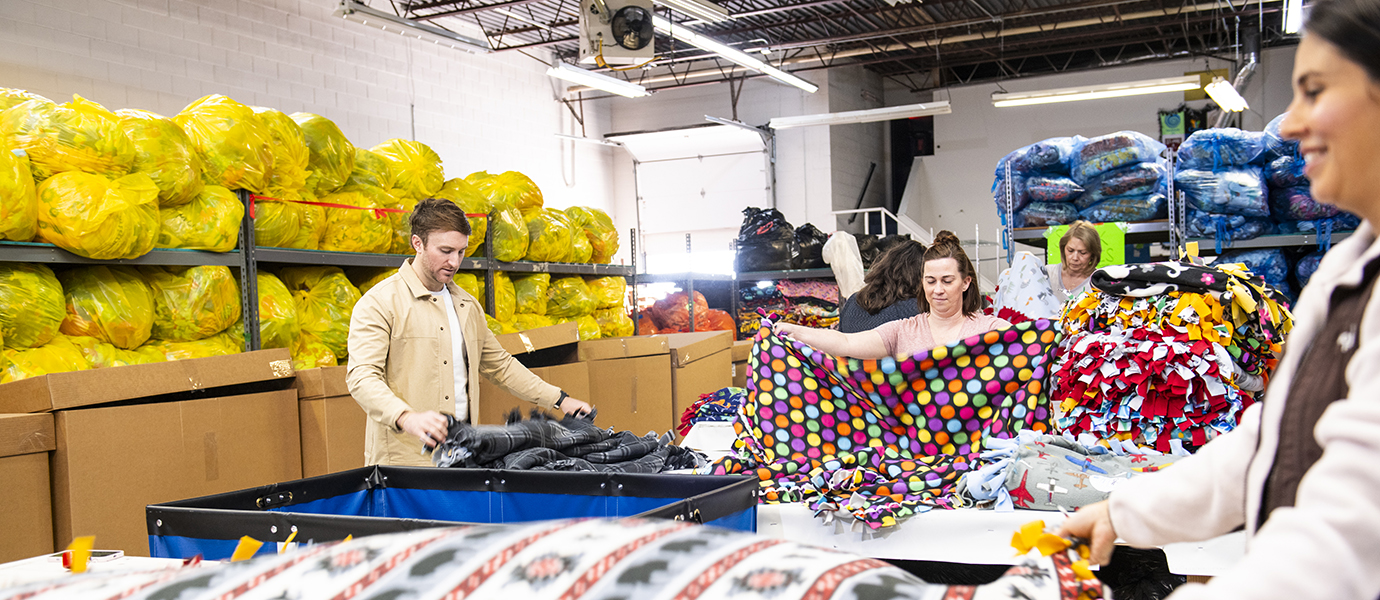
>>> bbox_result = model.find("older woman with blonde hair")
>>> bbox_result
[1046,220,1101,303]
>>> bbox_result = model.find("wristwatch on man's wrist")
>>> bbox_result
[554,390,569,409]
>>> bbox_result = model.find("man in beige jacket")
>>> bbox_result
[347,198,593,467]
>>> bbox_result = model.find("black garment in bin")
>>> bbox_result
[146,466,758,560]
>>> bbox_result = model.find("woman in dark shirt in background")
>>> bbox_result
[838,239,926,333]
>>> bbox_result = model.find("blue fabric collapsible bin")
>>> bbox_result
[146,466,757,560]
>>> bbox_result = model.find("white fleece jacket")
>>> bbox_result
[1108,221,1380,599]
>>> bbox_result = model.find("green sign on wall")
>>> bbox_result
[1044,222,1128,267]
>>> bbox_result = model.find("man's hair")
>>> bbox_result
[409,197,472,245]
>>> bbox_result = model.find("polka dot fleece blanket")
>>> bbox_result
[710,318,1060,529]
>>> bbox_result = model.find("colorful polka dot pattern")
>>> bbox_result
[712,319,1059,529]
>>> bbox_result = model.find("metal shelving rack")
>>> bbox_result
[1186,231,1354,255]
[0,190,636,352]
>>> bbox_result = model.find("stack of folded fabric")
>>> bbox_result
[711,319,1059,529]
[1050,261,1293,452]
[677,387,747,436]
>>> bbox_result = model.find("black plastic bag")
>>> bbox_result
[736,207,795,272]
[791,223,828,269]
[852,233,881,268]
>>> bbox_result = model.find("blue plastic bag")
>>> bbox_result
[1071,131,1166,183]
[1077,193,1165,223]
[1215,248,1289,286]
[1026,176,1083,203]
[1074,162,1165,209]
[1176,167,1269,217]
[991,174,1030,217]
[1296,251,1325,288]
[1015,202,1078,227]
[1269,186,1339,221]
[995,136,1081,176]
[1264,113,1299,160]
[1186,210,1273,242]
[1176,128,1270,169]
[1265,155,1307,188]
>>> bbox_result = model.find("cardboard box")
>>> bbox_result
[495,322,579,356]
[0,413,55,562]
[666,332,734,437]
[580,336,673,436]
[297,367,367,478]
[0,349,295,414]
[477,362,590,425]
[731,340,752,389]
[51,390,302,556]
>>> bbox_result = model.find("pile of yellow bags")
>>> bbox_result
[145,265,242,342]
[157,185,243,252]
[291,112,354,196]
[174,94,273,194]
[115,109,203,207]
[57,266,155,350]
[0,137,37,242]
[279,266,361,361]
[1,95,134,181]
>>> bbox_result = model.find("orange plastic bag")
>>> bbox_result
[648,291,708,332]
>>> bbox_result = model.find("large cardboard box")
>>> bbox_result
[579,336,672,436]
[0,349,295,414]
[0,413,55,562]
[51,390,302,556]
[731,340,752,388]
[477,322,586,425]
[296,366,367,478]
[666,332,734,436]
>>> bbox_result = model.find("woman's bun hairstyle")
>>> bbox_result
[919,230,983,315]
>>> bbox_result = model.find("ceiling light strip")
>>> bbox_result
[652,15,818,93]
[547,62,650,98]
[991,75,1201,107]
[768,101,952,129]
[334,0,491,53]
[658,0,733,23]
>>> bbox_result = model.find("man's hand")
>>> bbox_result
[1056,500,1118,565]
[557,397,593,417]
[397,410,449,449]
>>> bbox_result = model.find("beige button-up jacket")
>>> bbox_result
[346,259,561,466]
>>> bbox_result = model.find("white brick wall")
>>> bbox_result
[0,0,620,254]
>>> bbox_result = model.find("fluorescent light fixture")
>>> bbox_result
[334,0,490,53]
[555,133,625,147]
[768,100,952,129]
[547,62,650,98]
[657,0,733,23]
[1283,0,1304,33]
[1204,77,1250,112]
[652,16,818,93]
[991,75,1201,107]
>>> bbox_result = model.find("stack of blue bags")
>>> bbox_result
[993,131,1169,227]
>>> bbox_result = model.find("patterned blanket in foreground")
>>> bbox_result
[1,518,1107,600]
[711,320,1059,529]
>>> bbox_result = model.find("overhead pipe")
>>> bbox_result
[1212,28,1261,127]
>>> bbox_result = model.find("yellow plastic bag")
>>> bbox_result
[489,205,528,261]
[143,265,242,342]
[257,272,300,351]
[174,95,273,193]
[157,184,243,252]
[1,335,89,383]
[370,139,443,200]
[0,137,38,241]
[279,266,361,360]
[57,265,155,350]
[473,171,543,215]
[586,276,627,309]
[36,171,159,260]
[292,333,338,370]
[289,189,329,250]
[386,193,417,255]
[0,88,48,113]
[0,95,134,181]
[318,185,395,254]
[512,273,550,315]
[144,334,240,361]
[546,276,596,318]
[347,267,398,296]
[565,206,619,264]
[494,270,516,322]
[556,314,601,341]
[453,271,481,300]
[570,231,593,263]
[513,313,554,331]
[115,109,203,207]
[68,335,166,369]
[252,106,310,191]
[434,178,490,257]
[292,112,355,195]
[348,148,396,190]
[523,209,575,263]
[465,171,494,185]
[484,314,505,337]
[593,307,634,338]
[0,263,65,349]
[252,188,324,250]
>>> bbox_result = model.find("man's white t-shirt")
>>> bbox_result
[433,288,469,422]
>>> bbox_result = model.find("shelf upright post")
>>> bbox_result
[484,211,496,317]
[629,228,638,335]
[1003,162,1015,267]
[729,238,739,336]
[1166,152,1184,259]
[686,233,696,333]
[235,189,261,352]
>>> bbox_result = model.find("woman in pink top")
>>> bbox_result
[775,231,1010,358]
